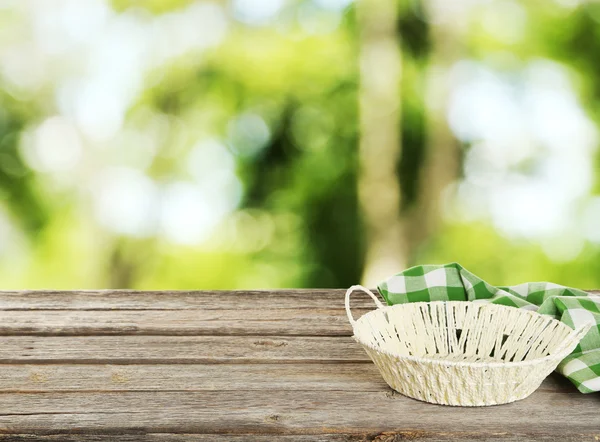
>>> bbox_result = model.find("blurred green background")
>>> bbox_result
[0,0,600,290]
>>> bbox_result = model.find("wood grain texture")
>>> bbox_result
[0,308,369,336]
[0,363,386,392]
[0,289,596,441]
[0,389,597,434]
[0,335,365,363]
[0,364,573,393]
[0,289,378,310]
[0,289,595,310]
[1,434,598,442]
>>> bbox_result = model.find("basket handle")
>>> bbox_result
[345,285,385,327]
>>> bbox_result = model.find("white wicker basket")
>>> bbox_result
[345,285,591,406]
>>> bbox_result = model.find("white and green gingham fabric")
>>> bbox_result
[377,263,600,393]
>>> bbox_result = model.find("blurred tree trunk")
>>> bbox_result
[108,238,136,289]
[405,17,461,253]
[358,0,462,285]
[107,237,157,288]
[358,0,406,286]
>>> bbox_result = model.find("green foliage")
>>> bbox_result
[0,0,600,290]
[0,93,48,235]
[110,0,195,14]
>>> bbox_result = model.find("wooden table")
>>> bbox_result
[0,289,597,441]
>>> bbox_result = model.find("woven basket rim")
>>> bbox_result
[353,300,577,369]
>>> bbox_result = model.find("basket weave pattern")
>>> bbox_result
[346,286,590,406]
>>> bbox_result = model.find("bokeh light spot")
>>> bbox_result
[92,167,159,237]
[232,0,284,25]
[26,116,82,173]
[227,113,271,157]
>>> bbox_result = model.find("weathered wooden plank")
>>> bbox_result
[0,308,369,336]
[0,390,596,434]
[0,433,596,442]
[0,289,595,311]
[0,364,572,393]
[0,288,597,440]
[0,290,380,310]
[0,364,386,392]
[0,336,366,363]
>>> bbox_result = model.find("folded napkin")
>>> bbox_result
[377,263,600,393]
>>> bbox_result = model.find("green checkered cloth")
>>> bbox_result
[377,263,600,393]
